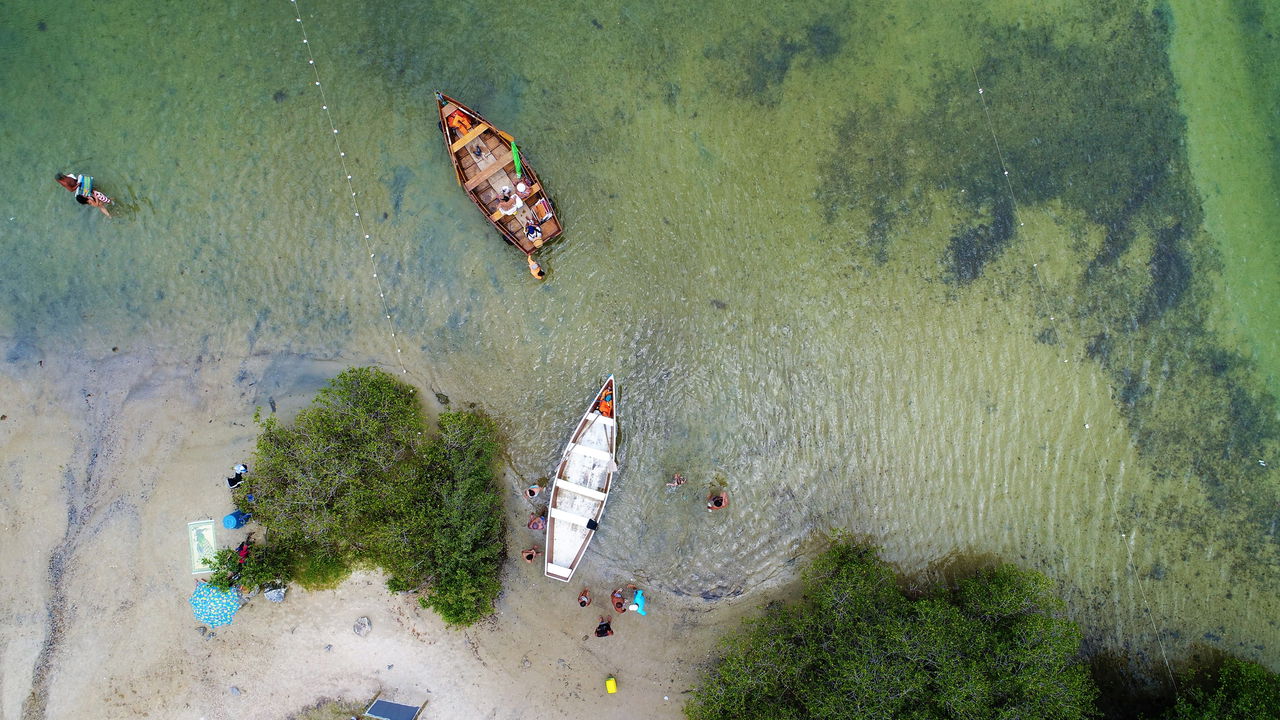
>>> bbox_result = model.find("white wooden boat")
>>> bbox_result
[544,376,617,582]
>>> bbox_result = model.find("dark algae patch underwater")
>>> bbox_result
[815,4,1280,587]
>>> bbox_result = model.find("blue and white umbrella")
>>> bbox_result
[190,583,242,627]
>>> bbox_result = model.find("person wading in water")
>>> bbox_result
[55,172,112,217]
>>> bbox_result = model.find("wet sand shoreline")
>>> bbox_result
[0,343,761,719]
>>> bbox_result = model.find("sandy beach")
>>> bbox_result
[0,344,756,720]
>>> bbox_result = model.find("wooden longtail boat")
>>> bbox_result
[545,376,617,583]
[435,92,562,255]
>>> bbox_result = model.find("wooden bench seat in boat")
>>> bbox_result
[555,481,607,501]
[546,562,573,579]
[463,148,514,191]
[450,123,490,152]
[550,507,594,527]
[565,443,613,462]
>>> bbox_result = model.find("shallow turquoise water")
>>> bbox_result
[2,0,1278,675]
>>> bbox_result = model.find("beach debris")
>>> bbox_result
[433,389,450,406]
[196,626,207,636]
[324,644,333,652]
[230,686,241,696]
[353,616,372,637]
[264,587,286,603]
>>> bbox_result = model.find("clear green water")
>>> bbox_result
[2,0,1278,676]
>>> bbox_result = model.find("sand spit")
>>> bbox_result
[0,344,747,719]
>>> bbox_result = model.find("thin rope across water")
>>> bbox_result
[970,66,1177,691]
[286,0,411,376]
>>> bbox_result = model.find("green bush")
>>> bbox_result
[686,542,1097,720]
[1162,658,1280,720]
[201,538,292,592]
[238,366,505,626]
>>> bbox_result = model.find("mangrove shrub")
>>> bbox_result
[239,366,504,626]
[686,542,1096,720]
[1161,657,1280,720]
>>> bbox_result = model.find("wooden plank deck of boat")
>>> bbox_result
[436,93,564,256]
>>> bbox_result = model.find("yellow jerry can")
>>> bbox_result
[605,675,618,694]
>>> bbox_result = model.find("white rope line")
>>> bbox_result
[970,67,1023,227]
[287,0,409,375]
[1120,528,1177,692]
[971,66,1177,689]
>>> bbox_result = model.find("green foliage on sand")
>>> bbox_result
[686,542,1096,720]
[238,367,504,626]
[1161,657,1280,720]
[202,539,291,593]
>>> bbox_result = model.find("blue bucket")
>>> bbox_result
[222,510,251,529]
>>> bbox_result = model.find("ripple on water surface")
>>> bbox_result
[2,0,1278,672]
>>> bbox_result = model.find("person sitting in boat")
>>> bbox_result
[446,109,472,136]
[55,172,112,217]
[514,179,533,198]
[597,393,613,417]
[525,223,542,243]
[497,187,523,216]
[707,490,729,511]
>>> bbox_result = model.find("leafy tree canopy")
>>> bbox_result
[686,542,1096,720]
[238,367,504,626]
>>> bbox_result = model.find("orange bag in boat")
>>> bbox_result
[447,110,472,134]
[598,400,613,417]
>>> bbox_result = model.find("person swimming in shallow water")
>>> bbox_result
[55,172,112,217]
[707,490,729,511]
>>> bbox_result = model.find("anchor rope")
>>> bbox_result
[970,66,1177,691]
[286,0,411,376]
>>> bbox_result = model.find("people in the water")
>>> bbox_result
[56,172,112,217]
[527,255,545,280]
[707,490,729,511]
[666,473,686,487]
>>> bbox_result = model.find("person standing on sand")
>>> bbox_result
[528,513,546,530]
[611,588,627,613]
[521,547,541,563]
[594,616,614,638]
[577,589,591,607]
[626,584,647,616]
